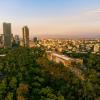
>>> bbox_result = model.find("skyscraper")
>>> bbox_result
[22,26,29,47]
[3,22,12,48]
[0,34,4,48]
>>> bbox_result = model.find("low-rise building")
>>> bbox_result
[47,51,83,67]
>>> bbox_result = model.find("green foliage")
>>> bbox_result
[0,47,100,100]
[40,87,57,100]
[5,92,13,100]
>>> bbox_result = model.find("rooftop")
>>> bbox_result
[52,53,72,61]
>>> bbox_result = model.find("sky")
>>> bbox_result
[0,0,100,38]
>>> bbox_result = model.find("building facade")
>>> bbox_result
[3,23,12,48]
[22,26,29,47]
[0,34,4,48]
[15,35,20,45]
[93,44,100,53]
[47,51,83,67]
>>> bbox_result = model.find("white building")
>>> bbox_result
[93,44,100,53]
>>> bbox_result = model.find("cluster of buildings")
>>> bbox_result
[1,23,99,80]
[39,39,100,54]
[47,51,83,67]
[46,51,84,80]
[0,22,100,55]
[0,22,31,48]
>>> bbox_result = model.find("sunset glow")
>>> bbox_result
[0,0,100,38]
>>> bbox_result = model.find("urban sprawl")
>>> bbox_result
[0,22,100,55]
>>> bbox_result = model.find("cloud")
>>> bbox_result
[84,9,100,16]
[91,9,100,13]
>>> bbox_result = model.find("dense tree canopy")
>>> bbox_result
[0,47,100,100]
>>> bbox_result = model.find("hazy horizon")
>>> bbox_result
[0,0,100,38]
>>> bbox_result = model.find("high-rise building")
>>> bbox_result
[14,35,20,46]
[0,34,4,48]
[12,35,20,48]
[22,26,29,47]
[3,22,12,48]
[15,35,20,44]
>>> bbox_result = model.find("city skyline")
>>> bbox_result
[0,0,100,38]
